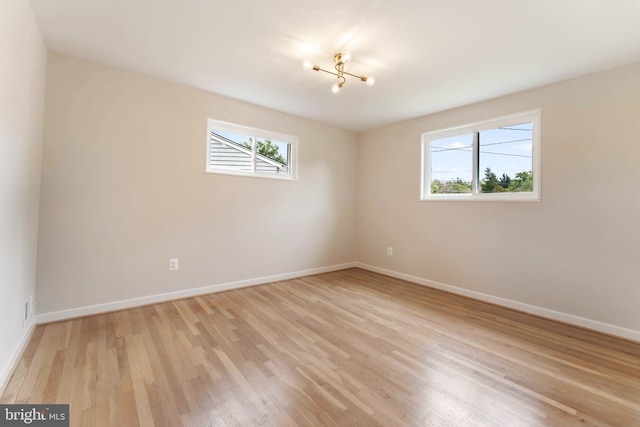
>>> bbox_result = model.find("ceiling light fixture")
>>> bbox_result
[303,52,375,94]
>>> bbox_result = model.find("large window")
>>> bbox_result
[421,109,540,201]
[206,119,298,180]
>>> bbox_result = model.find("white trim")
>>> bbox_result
[421,193,540,202]
[35,262,640,342]
[35,262,357,324]
[0,319,36,395]
[7,260,637,392]
[204,167,298,181]
[355,262,640,343]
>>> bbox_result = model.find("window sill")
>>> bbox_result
[420,193,540,202]
[205,169,298,181]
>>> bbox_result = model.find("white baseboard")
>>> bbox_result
[5,260,638,397]
[355,263,640,343]
[0,319,36,395]
[27,260,640,366]
[35,262,358,324]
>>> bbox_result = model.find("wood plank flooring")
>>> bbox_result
[2,268,639,426]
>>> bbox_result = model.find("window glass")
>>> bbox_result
[255,138,290,174]
[479,122,533,193]
[430,133,473,194]
[209,129,254,172]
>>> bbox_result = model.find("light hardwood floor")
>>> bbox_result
[2,269,639,426]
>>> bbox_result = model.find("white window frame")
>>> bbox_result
[421,109,541,202]
[206,119,298,181]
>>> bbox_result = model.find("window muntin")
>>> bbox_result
[206,119,298,180]
[422,110,540,201]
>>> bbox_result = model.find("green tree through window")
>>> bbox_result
[481,167,533,193]
[243,140,286,165]
[481,168,505,193]
[431,178,472,194]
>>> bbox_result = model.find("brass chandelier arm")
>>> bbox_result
[342,70,368,81]
[314,66,338,77]
[313,67,365,82]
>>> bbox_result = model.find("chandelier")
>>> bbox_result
[303,52,375,94]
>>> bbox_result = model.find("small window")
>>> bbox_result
[421,109,540,201]
[206,119,298,180]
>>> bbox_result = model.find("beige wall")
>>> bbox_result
[27,44,640,338]
[36,53,357,315]
[0,0,47,385]
[357,63,640,333]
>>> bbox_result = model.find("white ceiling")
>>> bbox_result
[29,0,640,131]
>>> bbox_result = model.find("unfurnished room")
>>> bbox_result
[1,0,639,425]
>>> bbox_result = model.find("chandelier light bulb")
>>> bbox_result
[331,82,342,94]
[366,76,376,86]
[302,59,314,70]
[341,52,352,63]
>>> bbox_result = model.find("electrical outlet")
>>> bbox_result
[169,258,179,271]
[387,247,393,256]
